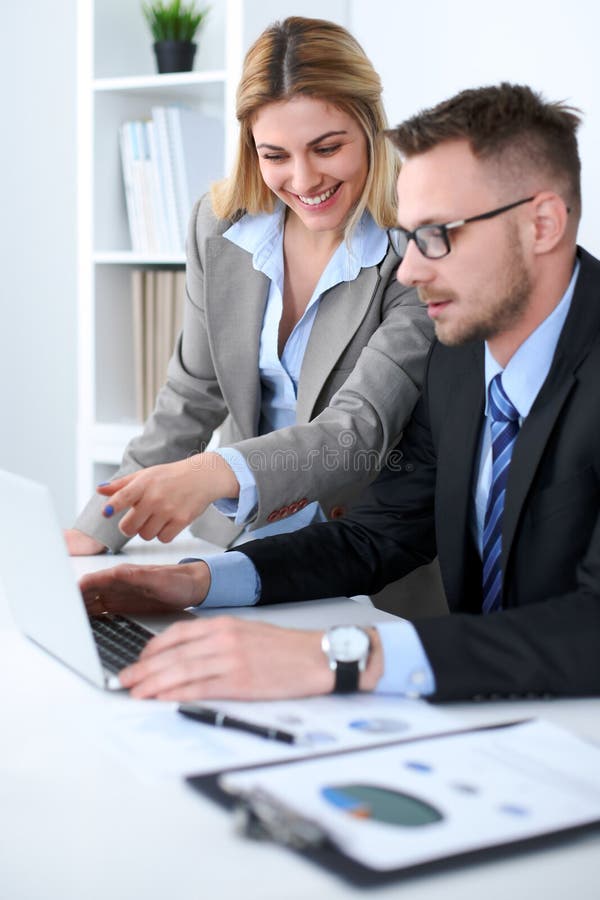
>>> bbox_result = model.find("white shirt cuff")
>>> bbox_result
[374,620,436,696]
[213,447,258,525]
[181,551,261,610]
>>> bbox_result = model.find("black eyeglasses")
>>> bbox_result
[388,196,536,260]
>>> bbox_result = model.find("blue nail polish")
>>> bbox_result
[103,504,114,518]
[97,481,109,487]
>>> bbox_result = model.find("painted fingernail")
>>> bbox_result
[103,504,114,518]
[97,481,109,487]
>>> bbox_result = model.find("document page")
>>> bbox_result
[93,694,461,782]
[220,719,600,872]
[181,693,461,749]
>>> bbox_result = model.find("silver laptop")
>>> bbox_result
[0,469,191,691]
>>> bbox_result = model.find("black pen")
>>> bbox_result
[178,703,297,744]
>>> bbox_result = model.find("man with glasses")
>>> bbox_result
[81,83,600,703]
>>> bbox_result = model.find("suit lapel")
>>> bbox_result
[436,344,485,608]
[204,236,268,437]
[502,247,600,573]
[501,371,574,571]
[296,266,380,422]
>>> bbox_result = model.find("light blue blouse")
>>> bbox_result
[214,202,387,541]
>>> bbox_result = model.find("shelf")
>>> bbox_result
[94,251,186,265]
[76,0,243,507]
[93,70,226,95]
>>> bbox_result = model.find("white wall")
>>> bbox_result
[350,0,600,255]
[0,1,77,524]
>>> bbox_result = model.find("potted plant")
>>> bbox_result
[142,0,210,74]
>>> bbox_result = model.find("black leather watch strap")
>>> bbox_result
[334,660,359,693]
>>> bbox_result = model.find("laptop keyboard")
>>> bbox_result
[90,614,155,673]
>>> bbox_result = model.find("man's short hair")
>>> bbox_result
[387,83,582,216]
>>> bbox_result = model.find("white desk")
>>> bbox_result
[1,538,599,900]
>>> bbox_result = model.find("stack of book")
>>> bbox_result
[132,268,186,421]
[120,106,224,254]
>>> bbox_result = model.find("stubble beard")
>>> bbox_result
[424,229,532,347]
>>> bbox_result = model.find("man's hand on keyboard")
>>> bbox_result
[117,617,384,701]
[119,618,331,700]
[79,561,210,616]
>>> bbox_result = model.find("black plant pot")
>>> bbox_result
[153,40,197,74]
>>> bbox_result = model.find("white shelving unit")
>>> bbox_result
[76,0,244,504]
[76,0,347,507]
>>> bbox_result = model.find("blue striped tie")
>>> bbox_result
[482,374,520,613]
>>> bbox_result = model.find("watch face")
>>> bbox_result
[328,626,370,662]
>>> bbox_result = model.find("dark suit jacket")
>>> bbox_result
[239,246,600,701]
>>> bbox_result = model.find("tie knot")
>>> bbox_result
[488,374,519,424]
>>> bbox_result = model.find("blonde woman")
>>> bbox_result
[68,17,432,595]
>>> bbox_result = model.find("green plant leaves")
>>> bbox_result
[142,0,210,43]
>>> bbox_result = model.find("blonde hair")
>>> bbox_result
[210,16,399,233]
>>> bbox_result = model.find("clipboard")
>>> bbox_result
[186,719,600,885]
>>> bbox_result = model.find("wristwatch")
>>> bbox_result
[321,626,371,693]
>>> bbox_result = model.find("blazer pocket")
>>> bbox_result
[529,466,599,525]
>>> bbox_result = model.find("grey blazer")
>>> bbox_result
[75,195,433,551]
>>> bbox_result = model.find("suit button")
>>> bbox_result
[267,510,281,523]
[279,505,290,518]
[288,501,300,514]
[297,498,308,510]
[330,505,346,519]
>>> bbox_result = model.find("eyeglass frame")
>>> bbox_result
[388,196,539,261]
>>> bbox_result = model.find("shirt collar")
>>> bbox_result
[223,203,285,277]
[484,258,580,418]
[223,203,387,285]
